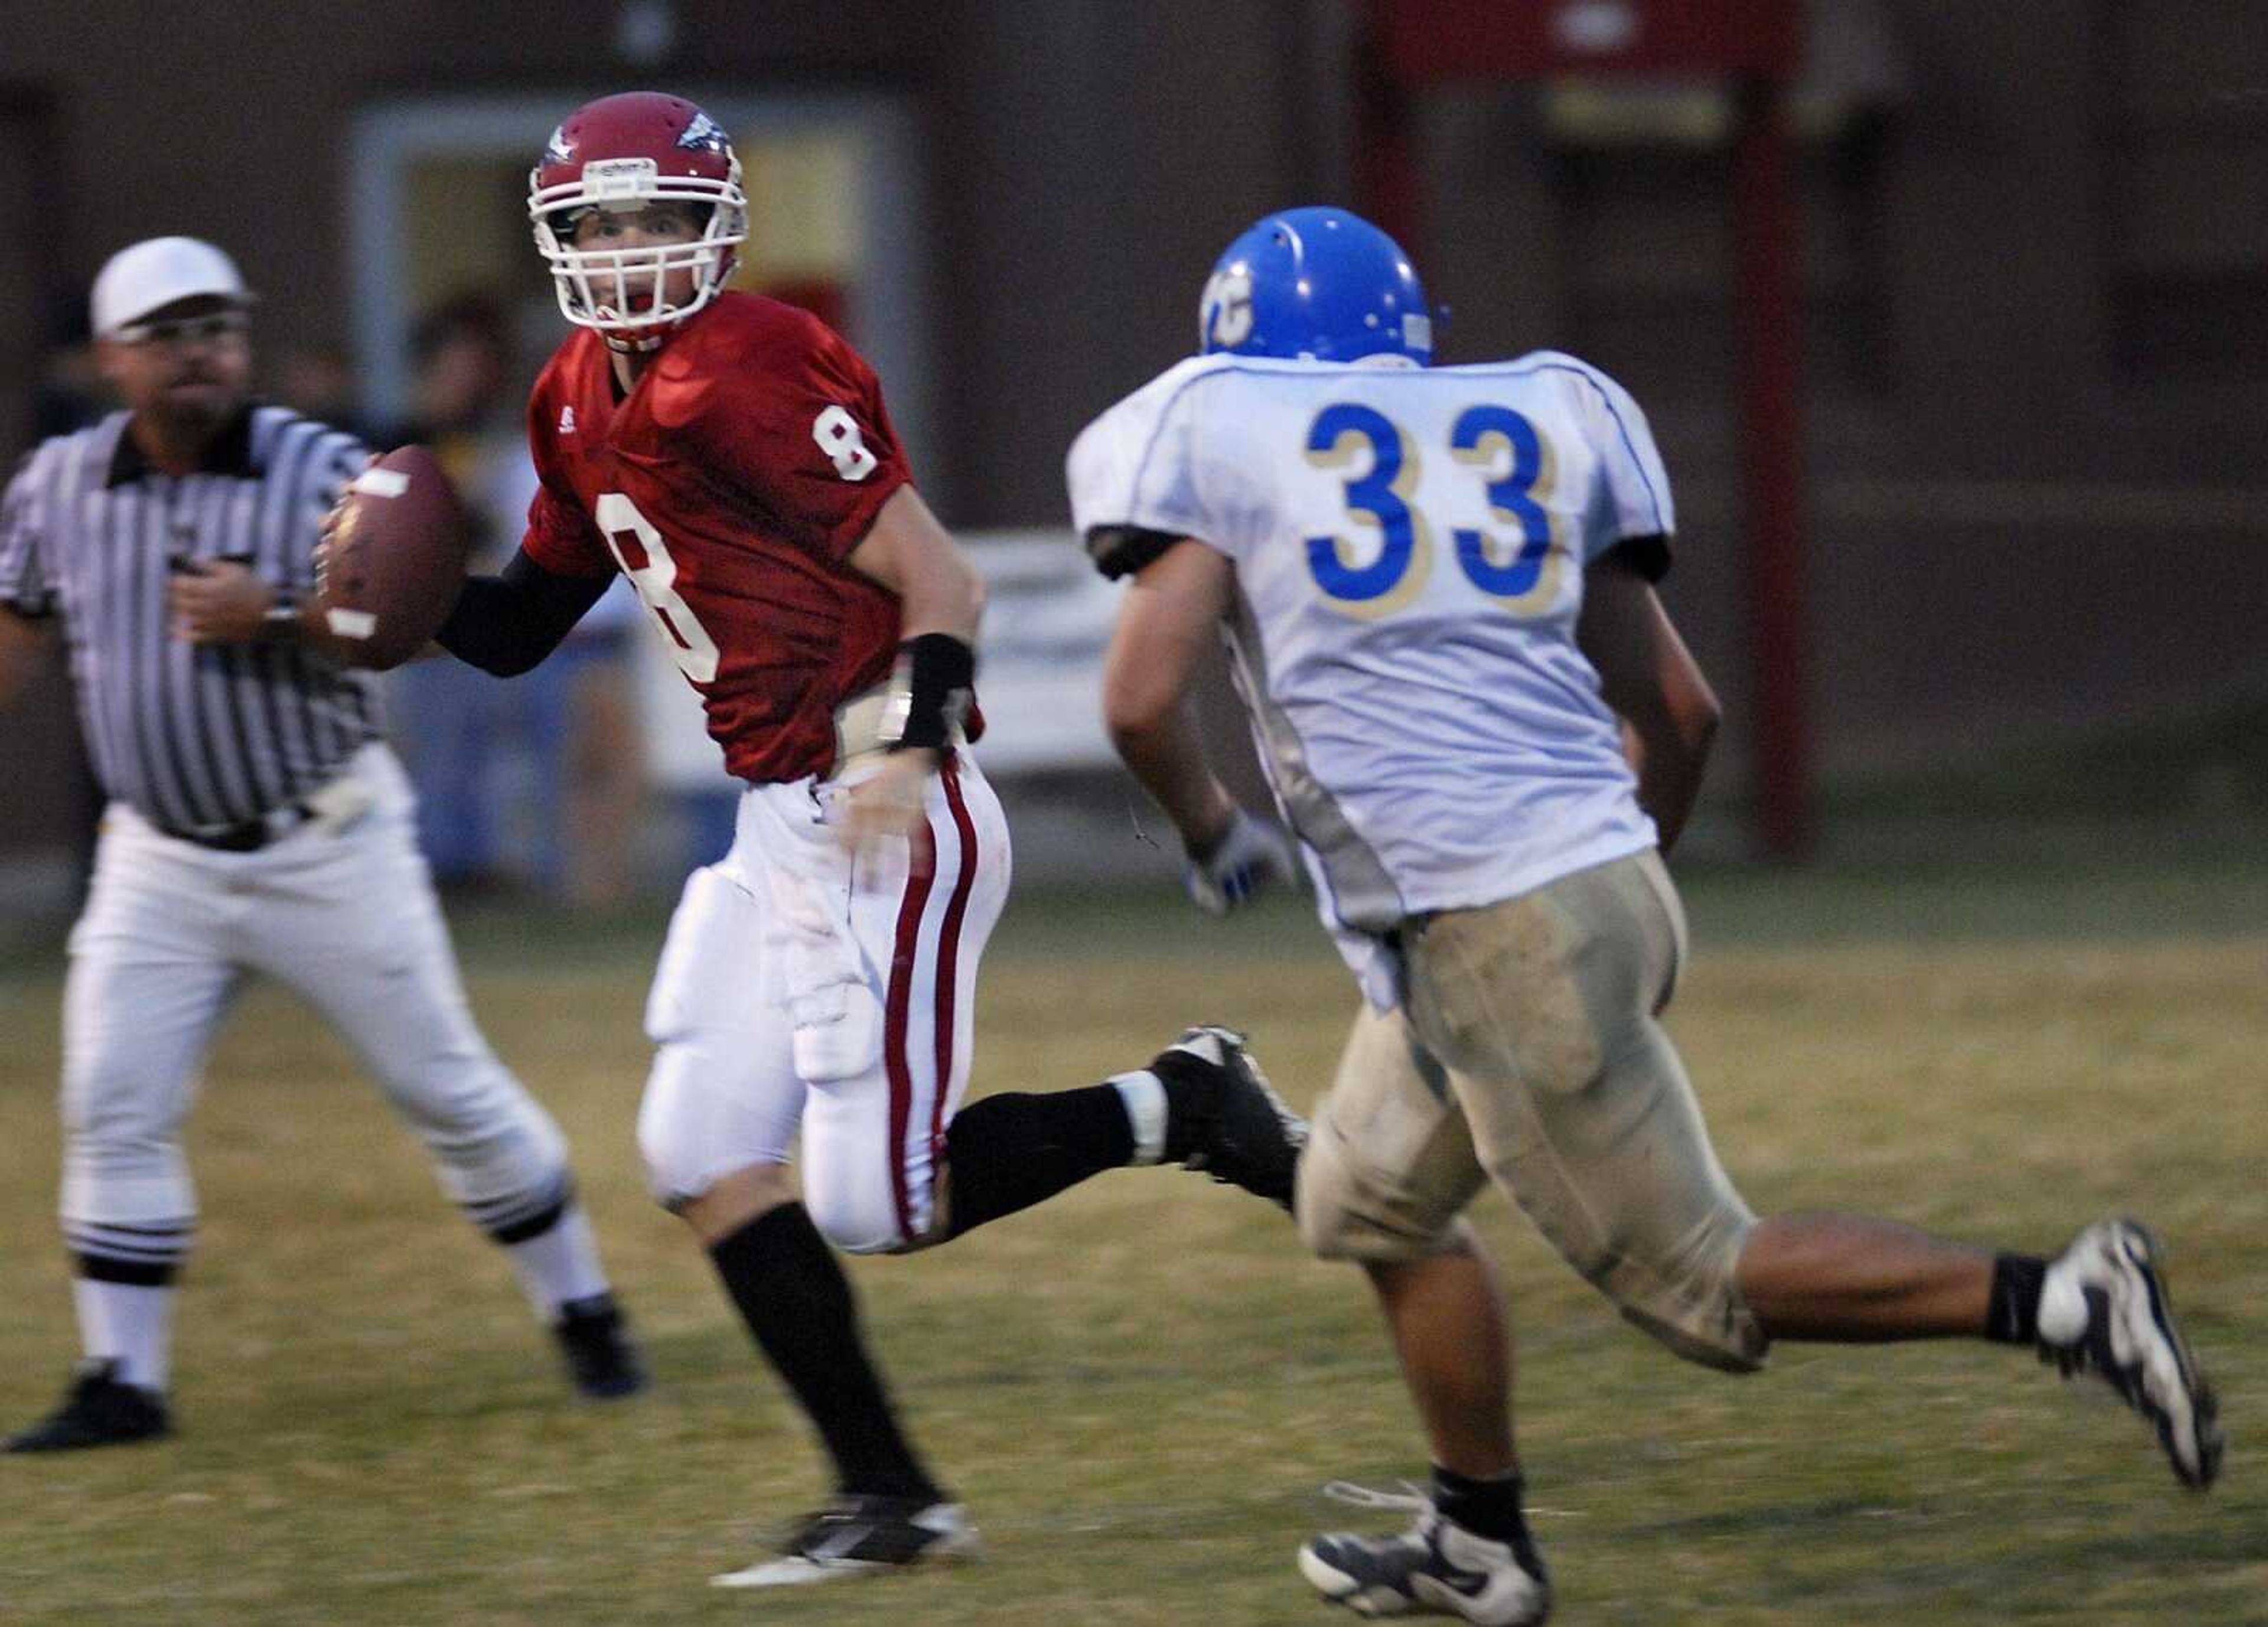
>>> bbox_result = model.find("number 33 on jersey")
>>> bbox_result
[1068,348,1674,633]
[1068,347,1679,938]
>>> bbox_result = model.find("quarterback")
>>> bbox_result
[427,93,1305,1586]
[1071,206,2222,1623]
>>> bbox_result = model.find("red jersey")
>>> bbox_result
[522,293,911,782]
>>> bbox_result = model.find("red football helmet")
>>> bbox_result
[528,92,748,338]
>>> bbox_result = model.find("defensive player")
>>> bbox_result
[426,93,1304,1586]
[1070,206,2223,1623]
[0,237,643,1455]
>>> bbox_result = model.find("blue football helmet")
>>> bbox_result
[1199,206,1433,366]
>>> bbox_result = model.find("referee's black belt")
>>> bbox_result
[161,801,318,853]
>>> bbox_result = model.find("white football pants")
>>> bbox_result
[58,744,571,1263]
[636,751,1011,1253]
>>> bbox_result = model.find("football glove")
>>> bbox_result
[1184,808,1298,916]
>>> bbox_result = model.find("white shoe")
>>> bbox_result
[709,1495,979,1588]
[2037,1218,2223,1489]
[1298,1482,1550,1624]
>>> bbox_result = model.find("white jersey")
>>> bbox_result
[1069,349,1674,960]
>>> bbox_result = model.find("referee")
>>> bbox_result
[0,237,644,1452]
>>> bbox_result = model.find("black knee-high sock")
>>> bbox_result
[941,1085,1136,1239]
[709,1204,940,1501]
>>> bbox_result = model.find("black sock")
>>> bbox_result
[709,1204,940,1501]
[1984,1252,2049,1345]
[1432,1465,1543,1573]
[941,1085,1136,1238]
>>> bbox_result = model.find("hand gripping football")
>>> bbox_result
[313,445,472,670]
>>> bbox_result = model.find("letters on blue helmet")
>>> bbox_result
[1199,206,1432,366]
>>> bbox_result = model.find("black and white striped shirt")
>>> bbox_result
[0,405,383,836]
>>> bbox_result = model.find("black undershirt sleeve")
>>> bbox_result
[435,546,614,677]
[1594,533,1673,583]
[1084,524,1182,581]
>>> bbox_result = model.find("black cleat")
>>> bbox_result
[710,1494,979,1588]
[2036,1218,2223,1489]
[2,1359,172,1453]
[1153,1025,1308,1210]
[554,1294,649,1400]
[1300,1482,1551,1625]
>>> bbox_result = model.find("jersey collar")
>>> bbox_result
[106,405,261,487]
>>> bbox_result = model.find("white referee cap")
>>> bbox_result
[91,237,253,337]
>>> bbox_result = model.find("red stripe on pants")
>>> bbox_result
[930,756,980,1169]
[881,816,938,1245]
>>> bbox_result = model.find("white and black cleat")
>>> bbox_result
[1299,1482,1550,1625]
[710,1495,979,1589]
[2037,1218,2223,1490]
[1154,1024,1308,1211]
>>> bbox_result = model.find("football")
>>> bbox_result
[312,444,472,670]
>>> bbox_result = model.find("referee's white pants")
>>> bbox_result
[58,744,570,1246]
[636,751,1011,1253]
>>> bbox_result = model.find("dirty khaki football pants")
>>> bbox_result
[1295,848,1767,1372]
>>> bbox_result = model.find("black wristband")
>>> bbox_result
[259,587,301,644]
[884,632,976,752]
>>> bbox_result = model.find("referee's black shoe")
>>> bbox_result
[554,1293,649,1400]
[3,1359,172,1453]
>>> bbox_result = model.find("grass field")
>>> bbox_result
[1,859,2263,1625]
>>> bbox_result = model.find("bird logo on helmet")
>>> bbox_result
[527,92,749,343]
[1199,206,1433,367]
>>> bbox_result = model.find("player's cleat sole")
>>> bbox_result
[710,1496,979,1589]
[2,1359,172,1453]
[1155,1024,1308,1210]
[2037,1218,2223,1490]
[1299,1482,1550,1625]
[553,1293,649,1401]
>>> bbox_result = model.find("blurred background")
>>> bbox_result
[2,0,2264,921]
